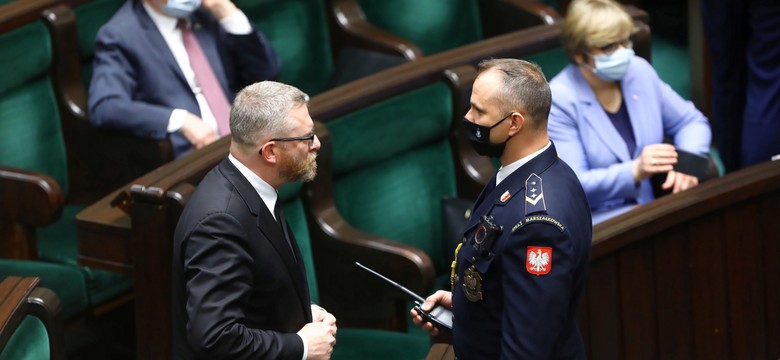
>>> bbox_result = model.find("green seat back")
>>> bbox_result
[0,3,132,311]
[0,21,68,193]
[277,185,432,360]
[73,0,125,88]
[236,0,334,96]
[525,47,569,82]
[325,82,456,273]
[0,316,49,360]
[358,0,482,55]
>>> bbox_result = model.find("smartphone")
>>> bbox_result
[414,302,453,333]
[674,149,710,179]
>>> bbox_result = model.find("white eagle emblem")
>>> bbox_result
[526,247,552,275]
[528,249,549,272]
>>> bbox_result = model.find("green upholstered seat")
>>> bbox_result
[278,183,433,360]
[0,316,49,360]
[358,0,483,55]
[325,82,457,281]
[235,0,335,96]
[0,2,131,319]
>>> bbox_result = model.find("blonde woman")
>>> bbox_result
[547,0,711,224]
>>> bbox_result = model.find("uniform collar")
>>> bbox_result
[496,141,551,186]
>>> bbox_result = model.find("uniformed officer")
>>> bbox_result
[412,58,592,359]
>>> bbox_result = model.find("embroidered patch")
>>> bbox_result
[526,247,552,275]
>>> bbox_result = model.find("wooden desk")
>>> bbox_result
[76,187,133,273]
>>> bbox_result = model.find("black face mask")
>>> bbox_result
[463,114,510,158]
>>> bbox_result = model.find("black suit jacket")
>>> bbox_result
[89,0,280,157]
[172,158,311,360]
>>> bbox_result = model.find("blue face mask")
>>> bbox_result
[591,47,635,81]
[161,0,201,18]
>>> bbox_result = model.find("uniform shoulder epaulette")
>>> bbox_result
[511,173,565,233]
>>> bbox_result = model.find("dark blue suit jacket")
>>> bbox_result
[88,0,280,157]
[172,158,311,359]
[451,142,592,359]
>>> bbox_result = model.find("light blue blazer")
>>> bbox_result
[548,57,711,224]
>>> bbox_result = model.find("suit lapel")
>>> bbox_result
[621,69,647,158]
[133,1,189,89]
[218,160,312,318]
[572,67,632,162]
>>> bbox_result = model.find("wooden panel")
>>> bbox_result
[760,192,780,358]
[653,227,692,359]
[618,243,657,360]
[689,213,729,359]
[575,286,591,357]
[724,202,766,359]
[586,255,622,359]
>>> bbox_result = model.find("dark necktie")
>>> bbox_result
[177,19,231,136]
[274,201,297,263]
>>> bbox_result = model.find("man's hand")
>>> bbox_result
[181,112,218,150]
[202,0,238,20]
[410,290,452,336]
[633,144,678,182]
[662,170,699,193]
[311,305,337,326]
[298,321,336,360]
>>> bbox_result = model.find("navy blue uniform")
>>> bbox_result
[451,143,591,359]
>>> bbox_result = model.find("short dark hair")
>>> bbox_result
[478,58,551,130]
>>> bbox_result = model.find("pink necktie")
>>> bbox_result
[178,20,231,136]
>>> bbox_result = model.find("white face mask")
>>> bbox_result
[160,0,201,18]
[590,47,635,81]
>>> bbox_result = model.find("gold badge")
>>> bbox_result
[463,266,483,302]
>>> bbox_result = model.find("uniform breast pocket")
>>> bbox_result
[459,242,498,303]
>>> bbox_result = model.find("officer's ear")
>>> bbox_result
[507,112,525,136]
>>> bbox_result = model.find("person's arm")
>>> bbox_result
[88,26,173,140]
[548,85,639,204]
[499,223,577,359]
[183,212,305,359]
[205,0,281,90]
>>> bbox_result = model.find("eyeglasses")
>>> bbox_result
[271,131,316,147]
[595,38,633,55]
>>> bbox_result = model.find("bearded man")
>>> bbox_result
[172,81,336,360]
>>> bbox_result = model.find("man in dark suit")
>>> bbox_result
[89,0,280,158]
[412,59,592,359]
[172,81,336,359]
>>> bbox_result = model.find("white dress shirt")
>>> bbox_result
[496,141,552,186]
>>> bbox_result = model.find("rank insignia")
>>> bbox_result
[500,190,511,203]
[526,247,552,275]
[525,173,546,215]
[463,266,483,302]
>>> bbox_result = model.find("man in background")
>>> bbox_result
[89,0,280,157]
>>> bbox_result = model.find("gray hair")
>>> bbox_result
[230,81,309,150]
[477,58,551,130]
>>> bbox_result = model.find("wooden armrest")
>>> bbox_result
[0,0,59,33]
[328,0,423,60]
[303,123,435,330]
[0,166,63,226]
[0,277,65,360]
